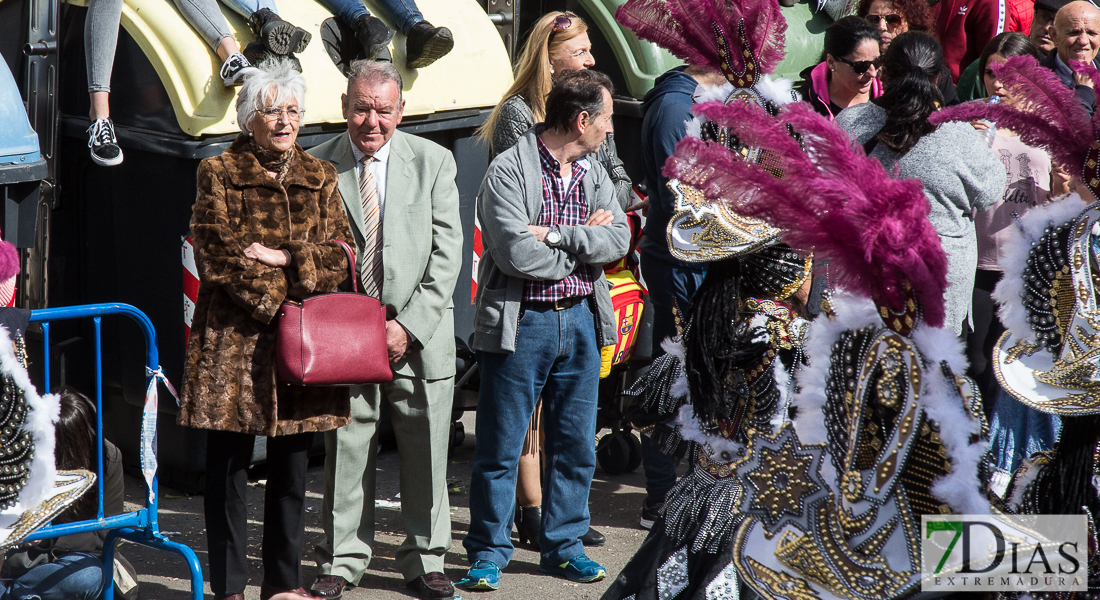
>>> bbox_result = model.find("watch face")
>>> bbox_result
[548,231,561,245]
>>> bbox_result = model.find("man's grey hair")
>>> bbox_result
[236,58,306,133]
[347,59,404,104]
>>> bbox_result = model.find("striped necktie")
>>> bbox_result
[358,155,384,297]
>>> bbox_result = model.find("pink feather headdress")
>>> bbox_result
[930,55,1100,199]
[615,0,786,85]
[664,101,950,328]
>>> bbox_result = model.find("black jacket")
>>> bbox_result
[1040,49,1097,115]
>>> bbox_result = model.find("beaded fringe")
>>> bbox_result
[662,461,743,554]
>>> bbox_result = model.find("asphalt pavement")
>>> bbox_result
[114,411,681,599]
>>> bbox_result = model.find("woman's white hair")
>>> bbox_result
[236,58,306,134]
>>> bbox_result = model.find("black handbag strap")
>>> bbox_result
[334,240,358,293]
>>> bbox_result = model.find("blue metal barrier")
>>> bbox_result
[21,303,203,600]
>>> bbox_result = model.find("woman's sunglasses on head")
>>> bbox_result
[552,13,578,32]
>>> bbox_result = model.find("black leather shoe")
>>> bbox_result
[581,526,606,546]
[405,21,453,69]
[408,572,455,600]
[354,14,395,60]
[309,575,350,600]
[515,504,542,551]
[242,41,302,72]
[250,7,311,55]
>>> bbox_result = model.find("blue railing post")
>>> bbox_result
[21,303,203,599]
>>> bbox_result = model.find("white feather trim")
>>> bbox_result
[663,337,690,400]
[675,404,747,457]
[911,324,990,514]
[770,353,793,431]
[755,75,797,107]
[685,77,796,141]
[693,81,734,105]
[0,325,60,526]
[791,291,881,446]
[1007,457,1045,510]
[992,194,1089,342]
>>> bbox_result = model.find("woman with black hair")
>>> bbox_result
[966,32,1070,417]
[795,16,883,119]
[836,31,1005,336]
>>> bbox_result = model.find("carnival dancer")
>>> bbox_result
[931,55,1100,588]
[602,0,817,598]
[659,98,992,600]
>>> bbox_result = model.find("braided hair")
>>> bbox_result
[684,259,766,427]
[1033,415,1100,519]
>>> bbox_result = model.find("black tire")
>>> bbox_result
[624,431,642,473]
[448,421,465,457]
[596,432,632,475]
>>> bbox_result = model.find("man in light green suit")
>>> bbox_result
[307,59,462,600]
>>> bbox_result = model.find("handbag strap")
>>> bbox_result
[334,239,358,293]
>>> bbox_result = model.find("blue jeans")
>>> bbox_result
[639,249,706,505]
[465,299,601,569]
[316,0,424,34]
[1,552,105,600]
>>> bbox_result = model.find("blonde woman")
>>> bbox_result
[476,11,623,553]
[479,11,630,205]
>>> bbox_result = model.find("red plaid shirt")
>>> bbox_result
[522,133,594,302]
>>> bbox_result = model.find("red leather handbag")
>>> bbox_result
[276,240,393,385]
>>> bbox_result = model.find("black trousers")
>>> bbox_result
[965,269,1005,418]
[204,429,313,597]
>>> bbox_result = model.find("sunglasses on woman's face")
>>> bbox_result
[864,13,904,28]
[835,55,882,75]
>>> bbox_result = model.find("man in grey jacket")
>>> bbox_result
[461,70,630,590]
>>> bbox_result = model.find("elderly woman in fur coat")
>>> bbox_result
[178,59,354,600]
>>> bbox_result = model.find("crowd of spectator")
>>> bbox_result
[32,0,1100,598]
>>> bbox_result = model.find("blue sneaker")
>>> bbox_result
[538,554,607,583]
[462,560,502,590]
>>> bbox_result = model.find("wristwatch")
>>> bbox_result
[545,227,562,247]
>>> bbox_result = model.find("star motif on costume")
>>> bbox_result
[745,438,819,525]
[734,423,829,536]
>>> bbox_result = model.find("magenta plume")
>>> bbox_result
[930,55,1093,174]
[615,0,786,76]
[665,102,949,327]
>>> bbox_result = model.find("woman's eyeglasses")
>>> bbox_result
[552,13,578,33]
[864,13,904,28]
[260,107,303,121]
[835,55,882,75]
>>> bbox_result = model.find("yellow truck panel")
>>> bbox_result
[64,0,514,136]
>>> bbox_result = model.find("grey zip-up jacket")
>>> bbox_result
[472,127,631,354]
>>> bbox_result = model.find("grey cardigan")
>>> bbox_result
[492,94,633,210]
[472,127,631,354]
[835,102,1005,334]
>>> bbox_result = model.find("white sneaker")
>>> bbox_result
[220,53,258,87]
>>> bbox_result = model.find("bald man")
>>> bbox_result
[1041,0,1100,112]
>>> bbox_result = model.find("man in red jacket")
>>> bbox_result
[936,0,1031,80]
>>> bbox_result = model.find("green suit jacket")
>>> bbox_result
[309,130,462,380]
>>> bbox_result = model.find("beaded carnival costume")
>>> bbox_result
[0,240,94,549]
[661,99,991,600]
[604,1,817,599]
[933,55,1100,593]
